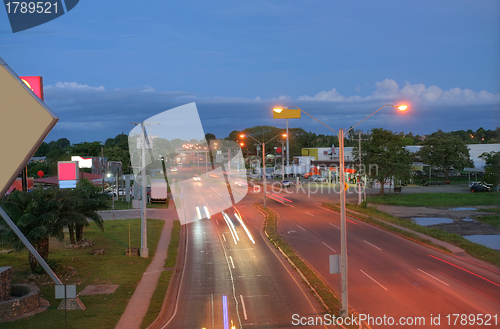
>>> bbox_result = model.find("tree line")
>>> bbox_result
[31,127,499,192]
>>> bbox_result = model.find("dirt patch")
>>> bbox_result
[374,204,500,236]
[78,284,119,296]
[426,221,500,236]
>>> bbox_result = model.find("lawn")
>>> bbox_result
[101,199,169,210]
[368,192,500,207]
[0,218,164,329]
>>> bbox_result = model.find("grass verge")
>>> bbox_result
[323,203,500,267]
[101,198,170,211]
[0,218,163,329]
[476,214,500,229]
[255,204,359,329]
[140,220,181,329]
[367,192,500,207]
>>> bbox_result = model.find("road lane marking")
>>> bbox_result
[329,223,340,229]
[363,240,382,250]
[222,233,226,241]
[346,218,358,225]
[229,256,235,269]
[305,212,314,216]
[211,293,215,329]
[216,220,219,225]
[322,242,336,252]
[360,269,388,291]
[417,268,449,286]
[297,224,306,231]
[240,295,248,320]
[428,254,500,288]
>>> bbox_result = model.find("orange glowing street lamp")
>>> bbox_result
[272,103,409,317]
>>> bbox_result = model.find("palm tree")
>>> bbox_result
[0,181,109,273]
[62,179,108,244]
[0,188,65,273]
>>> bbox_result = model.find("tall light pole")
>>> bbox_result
[273,108,301,175]
[131,122,151,258]
[240,133,286,209]
[274,103,408,316]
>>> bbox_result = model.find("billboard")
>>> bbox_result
[58,161,79,188]
[19,76,44,100]
[0,58,58,198]
[71,156,93,169]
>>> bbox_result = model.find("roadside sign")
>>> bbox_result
[55,284,77,299]
[0,58,58,197]
[253,185,260,193]
[329,254,339,274]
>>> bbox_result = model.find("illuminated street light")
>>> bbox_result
[273,103,408,316]
[240,132,286,208]
[272,108,301,172]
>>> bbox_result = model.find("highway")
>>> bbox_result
[262,186,500,328]
[160,173,334,328]
[163,204,333,328]
[108,173,500,328]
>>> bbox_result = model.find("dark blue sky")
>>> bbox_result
[1,0,499,143]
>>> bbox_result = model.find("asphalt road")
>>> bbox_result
[163,201,333,329]
[263,190,500,328]
[100,176,498,328]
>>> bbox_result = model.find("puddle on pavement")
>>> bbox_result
[449,207,478,211]
[462,217,475,222]
[412,217,454,226]
[464,235,500,250]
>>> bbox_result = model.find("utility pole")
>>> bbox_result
[357,132,368,205]
[339,128,348,317]
[281,140,285,182]
[263,142,267,209]
[101,147,104,193]
[140,123,148,258]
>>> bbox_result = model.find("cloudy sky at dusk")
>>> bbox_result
[1,0,499,143]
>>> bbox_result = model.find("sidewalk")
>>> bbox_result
[115,213,174,329]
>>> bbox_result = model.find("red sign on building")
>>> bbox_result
[19,76,44,101]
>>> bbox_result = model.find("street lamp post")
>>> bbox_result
[273,103,408,316]
[241,133,286,209]
[131,122,151,259]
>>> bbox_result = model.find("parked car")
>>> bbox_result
[313,176,327,183]
[281,180,291,187]
[470,183,490,193]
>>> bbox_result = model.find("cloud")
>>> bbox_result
[47,81,105,91]
[298,88,362,102]
[41,80,499,145]
[297,79,500,104]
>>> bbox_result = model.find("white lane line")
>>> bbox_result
[211,293,215,329]
[417,268,449,286]
[297,224,307,232]
[363,240,382,250]
[305,212,314,216]
[240,295,248,320]
[222,234,226,242]
[322,242,336,252]
[229,256,235,269]
[329,223,340,229]
[360,269,388,291]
